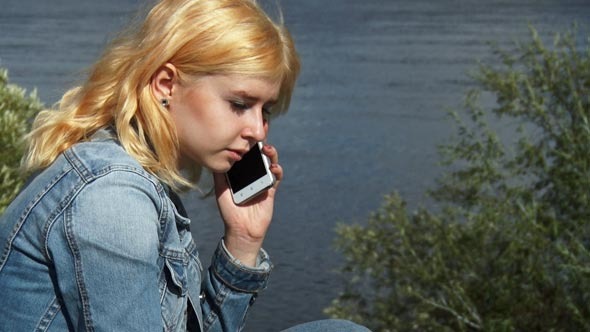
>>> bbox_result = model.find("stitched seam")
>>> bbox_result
[34,296,61,332]
[206,285,229,330]
[60,169,163,332]
[64,206,94,332]
[0,166,72,271]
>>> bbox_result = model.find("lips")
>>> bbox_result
[227,148,247,161]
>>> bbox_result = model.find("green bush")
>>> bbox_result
[0,69,42,213]
[326,26,590,331]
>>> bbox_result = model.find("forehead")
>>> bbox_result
[194,74,280,101]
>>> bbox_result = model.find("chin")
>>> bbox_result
[205,161,234,174]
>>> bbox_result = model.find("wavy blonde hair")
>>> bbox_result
[22,0,300,189]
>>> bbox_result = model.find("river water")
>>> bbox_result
[1,0,588,330]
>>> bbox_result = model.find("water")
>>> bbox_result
[1,0,588,330]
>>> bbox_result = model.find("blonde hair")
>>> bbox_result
[22,0,300,189]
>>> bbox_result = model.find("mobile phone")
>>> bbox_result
[225,142,275,205]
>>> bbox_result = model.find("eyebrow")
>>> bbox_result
[232,90,278,106]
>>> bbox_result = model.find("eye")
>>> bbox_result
[230,100,250,112]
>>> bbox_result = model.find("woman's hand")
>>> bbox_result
[213,144,283,266]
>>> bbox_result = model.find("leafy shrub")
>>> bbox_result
[326,26,590,331]
[0,69,42,213]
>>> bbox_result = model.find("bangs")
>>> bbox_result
[167,0,300,114]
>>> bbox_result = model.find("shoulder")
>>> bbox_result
[65,137,169,207]
[6,135,165,217]
[65,138,152,182]
[62,140,172,254]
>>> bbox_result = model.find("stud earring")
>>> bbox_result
[161,98,170,108]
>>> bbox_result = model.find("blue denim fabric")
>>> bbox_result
[281,319,372,332]
[0,131,271,331]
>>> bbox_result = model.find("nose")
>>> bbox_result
[242,108,267,142]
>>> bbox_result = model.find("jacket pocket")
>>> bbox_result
[165,258,187,296]
[160,258,188,331]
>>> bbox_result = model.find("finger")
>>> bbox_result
[262,144,278,164]
[269,163,283,188]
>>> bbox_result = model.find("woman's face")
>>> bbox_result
[169,74,280,173]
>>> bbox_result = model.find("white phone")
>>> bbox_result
[225,142,275,205]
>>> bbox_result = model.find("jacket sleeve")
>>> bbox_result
[49,171,164,331]
[201,240,273,332]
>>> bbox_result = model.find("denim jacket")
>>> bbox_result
[0,130,272,331]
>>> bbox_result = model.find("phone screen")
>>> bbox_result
[226,144,267,192]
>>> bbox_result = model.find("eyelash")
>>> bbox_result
[230,100,272,120]
[230,100,250,111]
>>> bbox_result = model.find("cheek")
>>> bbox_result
[210,111,245,135]
[170,110,194,141]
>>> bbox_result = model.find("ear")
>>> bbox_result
[150,63,177,101]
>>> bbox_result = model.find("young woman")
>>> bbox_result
[0,0,369,331]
